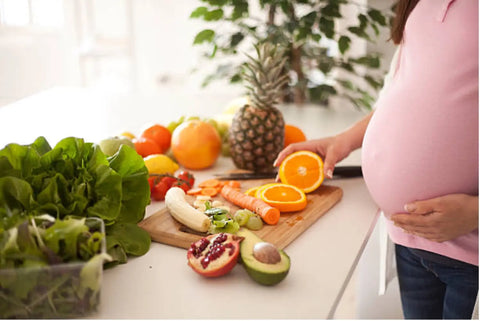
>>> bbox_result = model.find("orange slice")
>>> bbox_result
[198,179,221,188]
[244,186,259,197]
[278,150,324,193]
[254,183,280,199]
[258,183,307,212]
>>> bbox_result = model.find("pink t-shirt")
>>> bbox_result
[362,0,478,265]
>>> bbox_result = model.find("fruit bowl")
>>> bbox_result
[0,217,108,319]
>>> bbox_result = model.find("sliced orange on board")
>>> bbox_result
[244,186,259,197]
[278,150,324,193]
[254,183,279,199]
[258,183,307,212]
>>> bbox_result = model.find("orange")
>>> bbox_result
[244,186,259,197]
[284,124,306,148]
[171,120,222,170]
[141,124,171,154]
[258,183,307,212]
[133,136,162,157]
[254,183,279,199]
[278,150,324,193]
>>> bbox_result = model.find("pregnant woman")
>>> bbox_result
[274,0,478,319]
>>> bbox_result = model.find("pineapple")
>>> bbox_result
[229,43,289,173]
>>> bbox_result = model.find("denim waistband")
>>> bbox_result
[402,245,478,269]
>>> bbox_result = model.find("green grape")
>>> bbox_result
[212,219,227,228]
[246,214,263,230]
[167,115,185,133]
[177,115,185,124]
[187,115,200,121]
[166,121,178,133]
[234,210,250,226]
[205,118,218,130]
[223,220,240,234]
[208,218,239,234]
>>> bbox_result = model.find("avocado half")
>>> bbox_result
[237,228,290,286]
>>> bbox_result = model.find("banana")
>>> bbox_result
[165,187,211,232]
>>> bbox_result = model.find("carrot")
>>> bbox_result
[186,187,203,195]
[200,186,219,197]
[198,179,221,188]
[224,180,241,189]
[220,185,280,225]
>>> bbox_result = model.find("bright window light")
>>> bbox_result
[32,0,63,27]
[1,0,30,26]
[0,0,63,27]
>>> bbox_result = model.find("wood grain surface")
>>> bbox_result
[138,179,343,250]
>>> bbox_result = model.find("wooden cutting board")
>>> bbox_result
[138,179,343,250]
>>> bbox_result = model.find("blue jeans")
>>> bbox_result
[395,244,478,319]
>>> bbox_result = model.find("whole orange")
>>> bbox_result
[141,124,171,154]
[284,124,307,148]
[171,120,221,170]
[133,136,162,157]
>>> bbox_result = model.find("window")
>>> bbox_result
[0,0,63,28]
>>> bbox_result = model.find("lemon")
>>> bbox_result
[120,131,136,140]
[144,154,179,175]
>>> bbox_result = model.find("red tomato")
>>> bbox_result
[134,137,162,158]
[174,181,191,193]
[148,176,156,190]
[187,233,244,278]
[141,124,172,154]
[160,176,178,188]
[151,181,169,201]
[177,170,195,188]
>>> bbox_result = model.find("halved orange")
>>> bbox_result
[278,150,324,193]
[254,183,279,199]
[244,186,259,197]
[258,183,307,212]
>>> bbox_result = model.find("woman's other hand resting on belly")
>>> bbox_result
[390,194,479,242]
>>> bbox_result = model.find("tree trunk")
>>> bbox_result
[290,45,306,104]
[268,4,275,25]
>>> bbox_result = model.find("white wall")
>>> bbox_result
[0,30,78,105]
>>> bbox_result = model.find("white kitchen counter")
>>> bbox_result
[0,87,379,319]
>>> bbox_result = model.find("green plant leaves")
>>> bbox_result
[190,6,208,18]
[368,8,387,26]
[193,29,215,44]
[338,35,350,54]
[230,32,245,47]
[319,16,335,39]
[189,0,393,110]
[190,7,224,21]
[205,8,224,21]
[350,55,381,68]
[320,3,342,18]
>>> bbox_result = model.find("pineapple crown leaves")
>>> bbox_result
[242,42,290,110]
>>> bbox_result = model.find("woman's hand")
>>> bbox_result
[391,194,479,242]
[273,134,353,179]
[274,111,374,179]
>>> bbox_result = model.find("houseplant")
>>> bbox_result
[190,0,393,109]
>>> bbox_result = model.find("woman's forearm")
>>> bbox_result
[337,110,375,153]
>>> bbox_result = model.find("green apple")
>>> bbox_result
[99,136,135,156]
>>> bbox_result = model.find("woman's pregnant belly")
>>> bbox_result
[362,82,478,217]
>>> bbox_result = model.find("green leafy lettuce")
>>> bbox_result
[0,136,151,265]
[0,216,110,318]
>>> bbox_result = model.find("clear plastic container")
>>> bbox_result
[0,217,107,319]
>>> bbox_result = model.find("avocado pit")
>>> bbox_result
[253,242,281,264]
